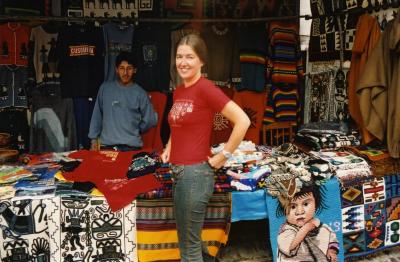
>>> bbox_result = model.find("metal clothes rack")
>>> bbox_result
[0,14,312,23]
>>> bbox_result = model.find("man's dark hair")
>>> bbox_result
[115,51,136,68]
[276,183,327,218]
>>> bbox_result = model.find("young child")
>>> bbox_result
[276,184,339,262]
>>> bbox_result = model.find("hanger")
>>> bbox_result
[170,22,191,31]
[117,20,131,30]
[42,20,60,33]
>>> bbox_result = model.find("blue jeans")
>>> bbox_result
[171,162,216,262]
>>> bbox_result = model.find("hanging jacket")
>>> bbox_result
[357,16,400,158]
[0,65,28,108]
[348,14,381,144]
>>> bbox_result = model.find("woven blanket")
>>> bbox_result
[266,177,344,261]
[136,193,231,262]
[341,175,400,259]
[308,0,362,61]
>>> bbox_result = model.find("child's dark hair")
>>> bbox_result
[276,183,327,217]
[115,51,136,68]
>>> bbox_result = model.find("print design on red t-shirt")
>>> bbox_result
[170,99,193,124]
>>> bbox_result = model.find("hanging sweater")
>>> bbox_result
[103,22,134,82]
[264,21,303,125]
[0,23,30,67]
[30,25,59,83]
[56,24,104,98]
[201,24,241,87]
[0,65,28,108]
[132,23,170,91]
[236,23,267,92]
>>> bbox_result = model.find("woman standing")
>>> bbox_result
[161,34,250,261]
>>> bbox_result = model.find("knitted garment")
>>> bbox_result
[263,21,303,126]
[0,23,30,67]
[29,25,58,83]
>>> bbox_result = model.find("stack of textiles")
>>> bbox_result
[345,145,400,177]
[212,141,270,191]
[13,169,57,198]
[137,162,174,199]
[257,143,319,198]
[0,165,34,186]
[214,168,231,193]
[309,150,372,187]
[294,121,361,151]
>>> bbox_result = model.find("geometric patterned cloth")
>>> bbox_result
[136,193,231,261]
[308,0,362,62]
[341,175,400,259]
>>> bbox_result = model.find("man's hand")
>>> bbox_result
[90,139,99,151]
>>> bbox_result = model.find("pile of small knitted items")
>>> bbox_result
[259,143,333,200]
[126,151,160,179]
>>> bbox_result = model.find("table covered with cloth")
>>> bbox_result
[0,192,230,262]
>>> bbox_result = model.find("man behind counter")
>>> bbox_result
[88,51,157,151]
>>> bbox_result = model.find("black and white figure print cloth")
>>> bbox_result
[304,69,349,123]
[0,196,137,261]
[0,198,50,261]
[83,0,140,18]
[333,69,349,122]
[46,195,137,262]
[304,71,336,123]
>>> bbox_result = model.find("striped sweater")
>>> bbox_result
[264,21,303,125]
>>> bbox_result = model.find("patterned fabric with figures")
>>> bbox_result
[0,196,137,262]
[0,198,49,261]
[304,68,349,123]
[46,195,137,262]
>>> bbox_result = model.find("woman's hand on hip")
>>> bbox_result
[161,148,170,163]
[208,152,228,170]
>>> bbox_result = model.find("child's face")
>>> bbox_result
[286,192,316,227]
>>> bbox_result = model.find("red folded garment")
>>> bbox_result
[63,150,162,211]
[96,175,161,212]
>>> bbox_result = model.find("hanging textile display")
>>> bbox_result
[347,14,381,145]
[303,71,335,123]
[266,176,344,262]
[308,0,362,62]
[303,68,349,124]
